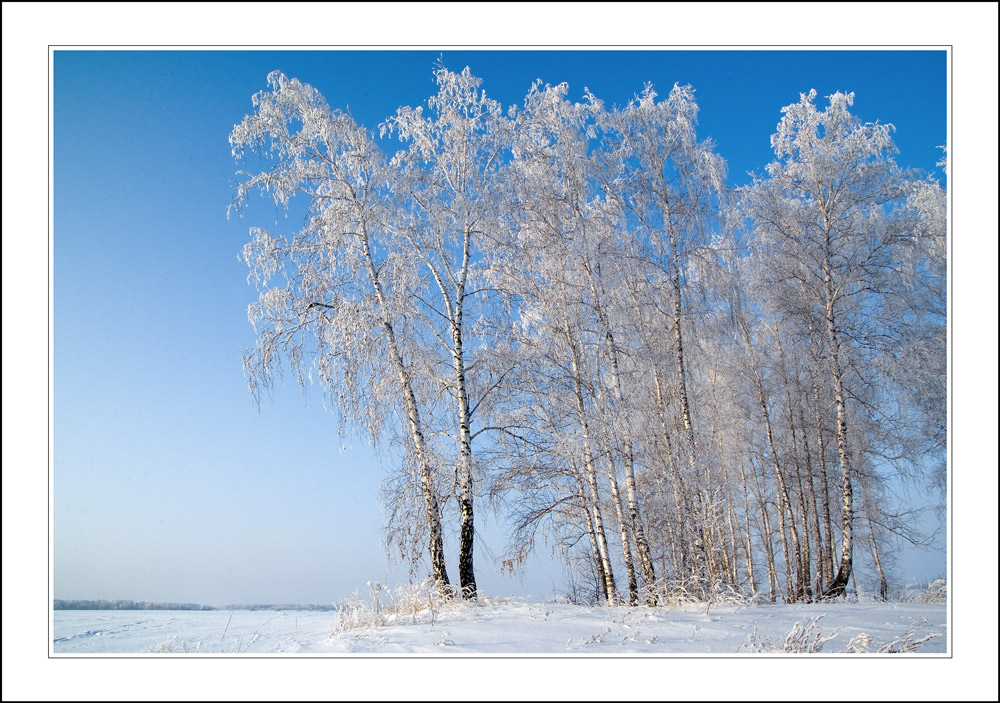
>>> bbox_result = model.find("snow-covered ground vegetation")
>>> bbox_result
[52,580,946,655]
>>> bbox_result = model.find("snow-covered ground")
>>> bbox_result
[52,599,947,655]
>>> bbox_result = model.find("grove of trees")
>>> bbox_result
[229,66,946,604]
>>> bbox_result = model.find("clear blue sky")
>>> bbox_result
[52,48,948,606]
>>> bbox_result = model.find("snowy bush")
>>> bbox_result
[336,579,454,632]
[739,616,840,653]
[144,636,202,654]
[739,615,941,653]
[335,579,521,633]
[845,619,941,653]
[645,576,758,609]
[916,579,947,603]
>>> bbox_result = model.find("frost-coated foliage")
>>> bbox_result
[740,614,940,654]
[231,69,946,606]
[335,578,515,632]
[844,622,941,653]
[739,615,841,653]
[911,579,947,604]
[336,579,447,631]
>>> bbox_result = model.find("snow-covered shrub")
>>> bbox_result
[336,579,456,632]
[917,579,947,603]
[646,576,758,609]
[336,578,519,632]
[901,578,947,603]
[738,616,840,653]
[845,620,941,653]
[739,616,941,653]
[144,636,202,654]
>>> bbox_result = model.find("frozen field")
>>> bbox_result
[52,599,947,655]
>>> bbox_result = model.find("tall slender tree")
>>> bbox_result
[230,70,944,607]
[603,83,727,593]
[380,65,516,598]
[229,71,452,589]
[741,90,934,598]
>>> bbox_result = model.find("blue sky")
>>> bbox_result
[49,48,951,606]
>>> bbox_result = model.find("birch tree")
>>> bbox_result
[603,83,728,593]
[741,90,935,598]
[496,81,622,602]
[228,69,944,606]
[380,65,515,598]
[229,71,453,589]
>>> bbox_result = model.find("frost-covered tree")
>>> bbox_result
[231,66,520,600]
[740,90,943,599]
[229,68,944,607]
[602,83,728,594]
[229,71,453,590]
[492,80,623,603]
[379,65,516,598]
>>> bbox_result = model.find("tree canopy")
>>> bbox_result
[231,68,946,604]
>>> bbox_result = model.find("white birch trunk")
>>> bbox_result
[450,225,477,599]
[823,253,854,599]
[360,225,451,589]
[565,323,618,604]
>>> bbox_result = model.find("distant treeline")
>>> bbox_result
[219,604,338,612]
[53,599,338,612]
[53,599,216,611]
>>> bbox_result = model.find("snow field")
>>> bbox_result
[52,599,946,655]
